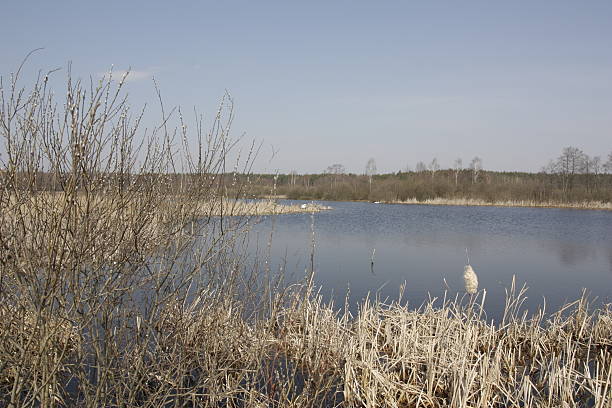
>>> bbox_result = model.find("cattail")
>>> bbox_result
[463,264,478,294]
[463,248,479,294]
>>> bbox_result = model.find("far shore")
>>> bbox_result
[386,197,612,211]
[258,195,612,211]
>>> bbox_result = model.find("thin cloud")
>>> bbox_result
[98,68,155,83]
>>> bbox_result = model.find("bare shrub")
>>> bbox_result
[0,58,258,406]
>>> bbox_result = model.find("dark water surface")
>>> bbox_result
[247,201,612,321]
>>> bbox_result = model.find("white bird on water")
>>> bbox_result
[463,249,478,294]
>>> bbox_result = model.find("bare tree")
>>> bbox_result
[604,151,612,174]
[453,158,463,186]
[326,163,346,175]
[470,156,483,184]
[429,158,440,181]
[556,146,585,193]
[326,163,345,190]
[289,169,298,186]
[582,154,601,193]
[589,156,602,192]
[415,161,427,173]
[542,160,557,174]
[365,158,377,193]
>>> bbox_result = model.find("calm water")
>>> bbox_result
[247,201,612,321]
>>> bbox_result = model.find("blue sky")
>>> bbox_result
[2,1,611,173]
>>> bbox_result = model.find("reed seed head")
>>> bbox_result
[463,264,478,294]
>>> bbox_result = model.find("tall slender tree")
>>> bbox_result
[604,151,612,174]
[365,158,377,193]
[556,146,584,193]
[429,158,440,181]
[470,156,483,184]
[453,158,462,186]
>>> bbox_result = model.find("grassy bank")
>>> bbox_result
[243,169,612,208]
[388,197,612,210]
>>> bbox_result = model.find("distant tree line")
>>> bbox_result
[5,147,610,205]
[543,146,611,196]
[242,147,612,204]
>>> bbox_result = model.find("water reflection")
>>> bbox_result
[538,239,598,267]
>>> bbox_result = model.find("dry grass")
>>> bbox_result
[200,199,332,216]
[3,272,611,407]
[80,282,608,408]
[4,193,330,224]
[2,58,610,408]
[391,197,612,210]
[338,291,612,407]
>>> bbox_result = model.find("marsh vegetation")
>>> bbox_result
[1,62,610,407]
[243,158,612,210]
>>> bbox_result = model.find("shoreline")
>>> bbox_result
[260,195,612,211]
[205,199,332,216]
[385,197,612,211]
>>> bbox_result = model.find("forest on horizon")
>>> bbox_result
[246,146,612,204]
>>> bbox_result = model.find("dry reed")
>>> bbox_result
[2,57,610,408]
[198,199,332,216]
[392,197,612,211]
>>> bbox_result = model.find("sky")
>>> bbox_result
[2,1,611,174]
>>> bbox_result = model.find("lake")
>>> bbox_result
[247,200,612,321]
